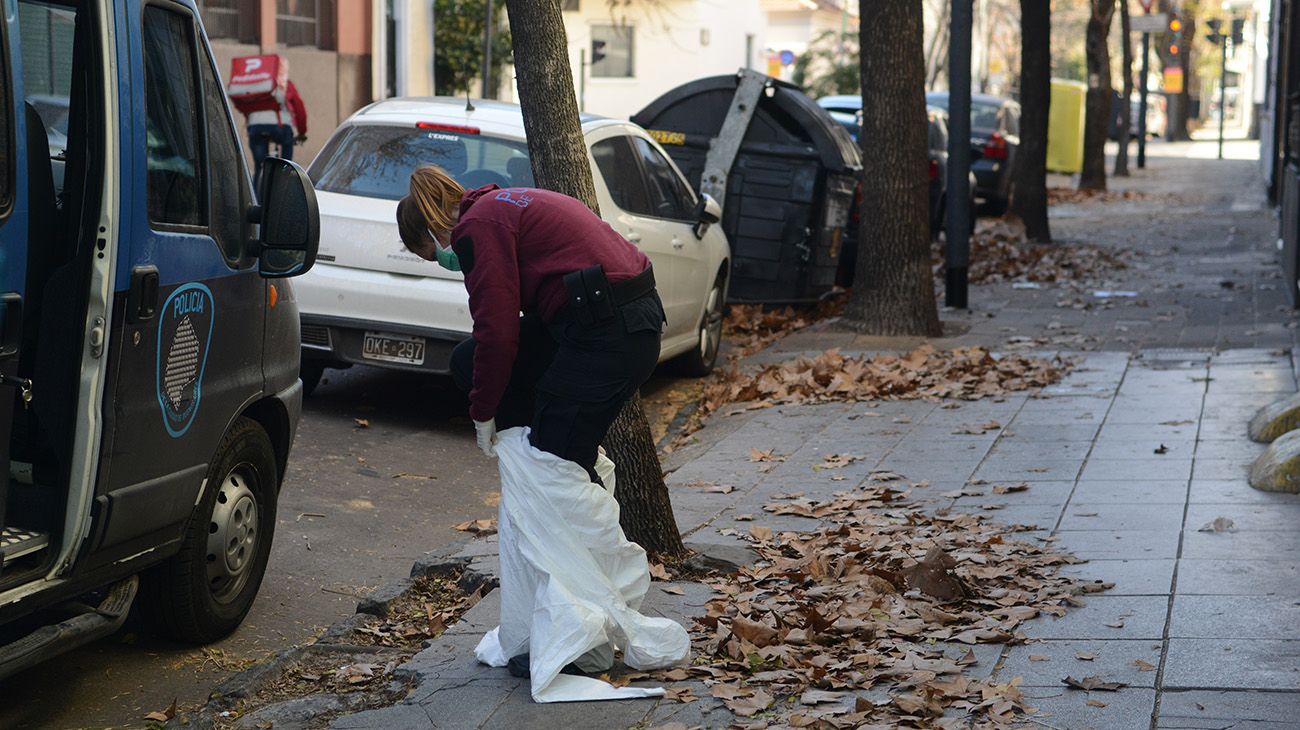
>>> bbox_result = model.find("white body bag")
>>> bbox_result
[474,428,691,702]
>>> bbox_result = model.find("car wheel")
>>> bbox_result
[676,275,726,377]
[138,417,278,643]
[300,360,324,397]
[983,196,1008,217]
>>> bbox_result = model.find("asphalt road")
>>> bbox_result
[0,364,511,729]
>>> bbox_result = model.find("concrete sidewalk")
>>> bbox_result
[321,345,1300,729]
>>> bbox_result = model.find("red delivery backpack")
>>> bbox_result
[227,54,281,116]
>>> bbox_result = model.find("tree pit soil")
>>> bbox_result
[204,570,482,730]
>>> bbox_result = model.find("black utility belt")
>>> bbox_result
[562,264,655,326]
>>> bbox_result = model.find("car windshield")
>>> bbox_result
[309,124,535,200]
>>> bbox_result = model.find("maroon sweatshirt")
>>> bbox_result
[451,184,650,422]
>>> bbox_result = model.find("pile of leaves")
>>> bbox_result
[1046,187,1150,205]
[724,300,846,358]
[349,570,486,648]
[654,478,1102,727]
[933,219,1130,285]
[680,345,1067,441]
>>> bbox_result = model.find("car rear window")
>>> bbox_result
[309,124,534,200]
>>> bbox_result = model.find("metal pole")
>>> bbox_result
[480,0,494,99]
[1218,36,1227,159]
[946,0,973,310]
[1138,31,1149,169]
[579,49,586,112]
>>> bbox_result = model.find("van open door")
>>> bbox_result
[0,1,44,570]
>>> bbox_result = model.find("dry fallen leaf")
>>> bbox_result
[354,417,370,428]
[1198,517,1236,533]
[1132,658,1157,672]
[452,518,497,537]
[648,563,671,580]
[660,585,685,595]
[1063,675,1127,691]
[993,483,1030,495]
[1087,698,1109,707]
[141,700,177,723]
[1075,651,1097,661]
[1029,655,1051,662]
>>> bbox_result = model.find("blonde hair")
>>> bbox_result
[409,164,464,234]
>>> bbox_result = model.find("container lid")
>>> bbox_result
[632,72,862,174]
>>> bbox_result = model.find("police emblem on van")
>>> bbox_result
[156,283,215,438]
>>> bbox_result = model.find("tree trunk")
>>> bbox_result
[1079,0,1116,191]
[1010,0,1052,243]
[503,0,687,559]
[847,0,941,337]
[1114,0,1133,176]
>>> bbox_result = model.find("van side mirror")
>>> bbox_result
[255,157,319,278]
[693,193,721,239]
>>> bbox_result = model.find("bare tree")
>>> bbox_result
[503,0,687,559]
[1114,0,1134,176]
[1079,0,1116,191]
[1010,0,1052,243]
[846,0,941,337]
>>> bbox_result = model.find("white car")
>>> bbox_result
[297,97,731,392]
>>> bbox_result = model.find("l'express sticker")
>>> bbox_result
[156,283,215,438]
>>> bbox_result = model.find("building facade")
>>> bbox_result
[558,0,769,119]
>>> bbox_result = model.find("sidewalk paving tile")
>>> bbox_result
[1090,440,1194,460]
[1058,559,1177,596]
[1052,529,1183,560]
[1021,595,1169,640]
[975,505,1064,531]
[987,440,1094,461]
[972,456,1084,482]
[997,639,1164,688]
[1175,559,1300,596]
[1192,458,1255,481]
[1095,423,1200,444]
[1058,503,1187,532]
[1163,639,1300,690]
[1157,689,1300,728]
[1181,529,1300,559]
[999,423,1103,442]
[1187,480,1300,505]
[1169,596,1300,640]
[1019,687,1157,730]
[950,480,1077,506]
[1071,479,1189,504]
[479,690,657,730]
[1081,458,1195,481]
[1184,503,1300,532]
[1194,438,1268,461]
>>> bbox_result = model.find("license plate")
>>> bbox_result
[362,332,426,365]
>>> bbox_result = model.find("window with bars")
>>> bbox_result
[277,0,334,49]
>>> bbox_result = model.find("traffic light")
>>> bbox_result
[1169,14,1182,33]
[591,39,607,65]
[1169,43,1180,56]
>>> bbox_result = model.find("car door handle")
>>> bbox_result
[128,265,159,323]
[626,231,642,243]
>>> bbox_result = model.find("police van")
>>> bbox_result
[0,0,317,675]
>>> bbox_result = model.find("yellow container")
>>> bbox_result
[1047,78,1087,174]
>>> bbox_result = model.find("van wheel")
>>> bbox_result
[300,361,324,397]
[676,276,725,377]
[138,418,278,643]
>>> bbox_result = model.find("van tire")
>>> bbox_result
[137,417,279,643]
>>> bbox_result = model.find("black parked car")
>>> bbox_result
[925,91,1020,215]
[817,95,965,238]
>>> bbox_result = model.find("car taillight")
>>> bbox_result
[928,159,940,180]
[983,132,1008,160]
[416,121,480,134]
[851,180,862,225]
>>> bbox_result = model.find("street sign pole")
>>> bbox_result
[1137,30,1149,169]
[1218,36,1227,160]
[480,0,494,99]
[945,0,973,309]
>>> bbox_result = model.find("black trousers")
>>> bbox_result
[450,292,664,482]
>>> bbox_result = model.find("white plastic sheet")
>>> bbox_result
[474,427,691,703]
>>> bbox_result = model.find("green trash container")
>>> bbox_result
[1047,79,1087,174]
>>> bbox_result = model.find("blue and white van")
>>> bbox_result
[0,0,318,675]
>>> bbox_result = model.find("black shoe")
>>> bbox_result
[505,653,590,678]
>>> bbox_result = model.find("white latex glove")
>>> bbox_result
[475,419,498,458]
